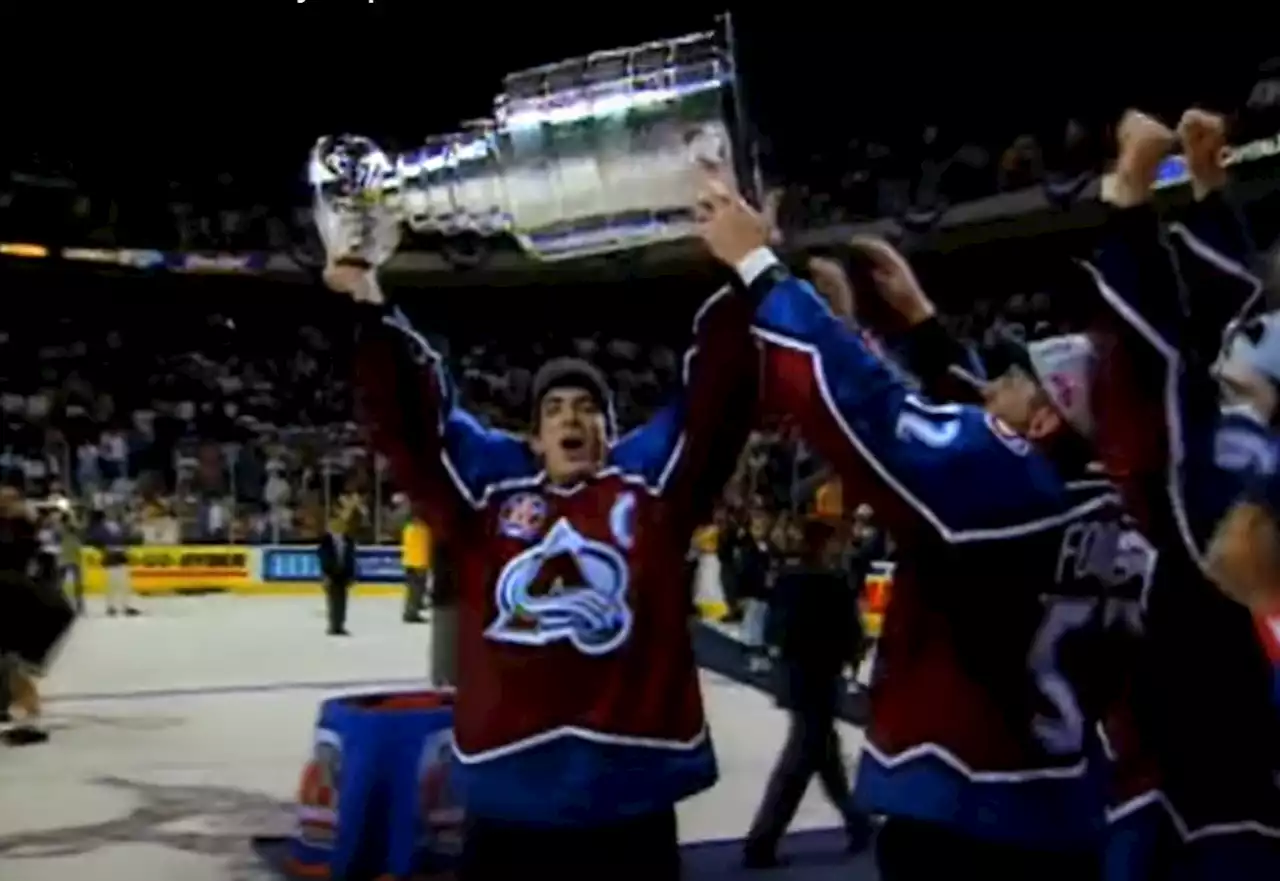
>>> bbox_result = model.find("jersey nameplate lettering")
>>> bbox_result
[486,518,633,655]
[1032,521,1154,755]
[1055,520,1157,597]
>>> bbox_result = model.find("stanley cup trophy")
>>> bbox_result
[307,25,752,267]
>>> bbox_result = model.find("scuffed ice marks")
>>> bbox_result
[0,776,293,881]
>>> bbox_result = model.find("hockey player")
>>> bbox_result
[1083,108,1280,878]
[696,173,1153,879]
[327,236,758,878]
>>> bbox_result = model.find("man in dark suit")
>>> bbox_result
[318,516,356,636]
[744,517,872,867]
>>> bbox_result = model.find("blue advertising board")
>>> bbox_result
[261,546,405,584]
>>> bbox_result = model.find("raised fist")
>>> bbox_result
[1116,110,1176,186]
[1102,110,1176,207]
[848,236,935,327]
[1178,108,1228,193]
[323,262,385,305]
[694,165,771,268]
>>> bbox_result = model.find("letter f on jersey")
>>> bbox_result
[486,518,633,656]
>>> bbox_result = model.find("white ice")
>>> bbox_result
[0,595,864,881]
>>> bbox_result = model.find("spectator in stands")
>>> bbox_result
[848,503,886,566]
[738,508,775,674]
[716,507,748,623]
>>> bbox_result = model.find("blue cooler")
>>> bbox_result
[288,690,460,879]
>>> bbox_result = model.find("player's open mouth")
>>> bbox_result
[560,437,593,463]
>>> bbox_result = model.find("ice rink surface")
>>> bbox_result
[0,596,864,881]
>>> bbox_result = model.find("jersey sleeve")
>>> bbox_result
[1082,205,1217,521]
[749,263,1067,544]
[1084,203,1265,563]
[353,303,535,540]
[1167,189,1264,361]
[609,286,757,533]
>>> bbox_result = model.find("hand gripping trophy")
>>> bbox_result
[309,134,403,303]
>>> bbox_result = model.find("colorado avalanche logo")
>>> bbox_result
[485,518,632,655]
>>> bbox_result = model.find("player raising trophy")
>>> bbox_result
[315,122,760,878]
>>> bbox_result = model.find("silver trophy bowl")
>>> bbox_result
[307,29,745,264]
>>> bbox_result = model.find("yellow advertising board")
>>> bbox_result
[81,545,252,595]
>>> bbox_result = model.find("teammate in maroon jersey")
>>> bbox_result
[1083,109,1280,879]
[696,166,1153,880]
[326,244,757,879]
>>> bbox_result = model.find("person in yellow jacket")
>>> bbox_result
[402,518,432,624]
[814,475,843,520]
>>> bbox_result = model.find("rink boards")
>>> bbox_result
[78,545,893,633]
[76,545,731,607]
[78,544,407,597]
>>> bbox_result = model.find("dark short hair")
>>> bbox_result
[530,358,611,429]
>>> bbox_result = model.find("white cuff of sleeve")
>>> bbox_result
[734,247,781,287]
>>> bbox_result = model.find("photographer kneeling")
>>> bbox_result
[0,486,74,746]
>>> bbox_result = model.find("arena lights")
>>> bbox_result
[307,25,746,263]
[0,242,48,258]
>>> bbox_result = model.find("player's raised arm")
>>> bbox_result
[328,265,534,542]
[1087,110,1261,370]
[1166,111,1265,360]
[1084,112,1187,357]
[695,184,1068,542]
[608,285,757,533]
[1084,110,1272,553]
[609,171,759,534]
[1081,112,1221,523]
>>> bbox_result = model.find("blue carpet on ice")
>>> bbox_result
[250,621,877,878]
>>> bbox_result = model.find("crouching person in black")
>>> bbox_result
[0,486,73,745]
[743,516,873,868]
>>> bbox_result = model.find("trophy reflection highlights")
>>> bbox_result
[307,31,744,265]
[309,134,402,271]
